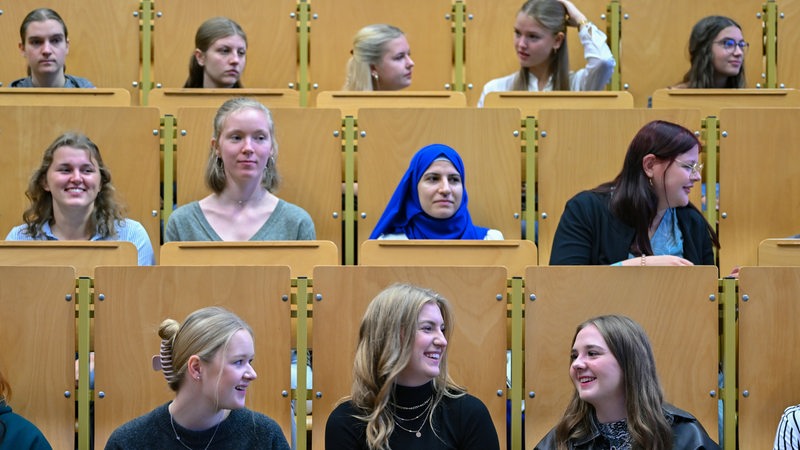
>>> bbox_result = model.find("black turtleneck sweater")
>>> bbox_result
[325,381,500,450]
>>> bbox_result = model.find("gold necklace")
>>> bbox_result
[170,412,222,450]
[391,397,433,438]
[390,396,432,411]
[393,414,428,438]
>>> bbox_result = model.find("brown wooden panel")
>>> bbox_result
[360,239,537,278]
[173,107,343,247]
[652,88,800,117]
[758,238,800,266]
[717,108,800,274]
[312,265,508,450]
[0,88,130,106]
[777,0,800,89]
[738,267,800,449]
[149,88,299,116]
[93,265,293,448]
[0,241,137,277]
[483,90,634,117]
[0,105,162,255]
[160,240,339,278]
[307,0,453,104]
[356,108,523,253]
[152,0,298,90]
[525,265,719,445]
[536,108,703,265]
[315,91,467,116]
[0,266,76,449]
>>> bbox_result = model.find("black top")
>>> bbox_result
[325,381,500,450]
[104,402,289,450]
[550,190,714,266]
[533,404,720,450]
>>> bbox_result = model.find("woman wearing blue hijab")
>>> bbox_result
[369,144,503,240]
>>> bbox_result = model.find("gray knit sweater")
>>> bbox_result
[104,403,290,449]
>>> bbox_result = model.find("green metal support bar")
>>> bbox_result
[701,117,718,241]
[524,117,537,250]
[606,0,621,91]
[344,117,356,265]
[720,278,738,449]
[140,0,153,105]
[509,278,524,450]
[453,1,465,92]
[294,278,310,450]
[77,278,92,450]
[298,1,310,106]
[162,115,177,225]
[764,0,778,88]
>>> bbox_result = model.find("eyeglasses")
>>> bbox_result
[715,38,749,53]
[675,159,704,176]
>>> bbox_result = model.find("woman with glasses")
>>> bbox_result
[674,15,747,89]
[477,0,615,107]
[549,120,719,266]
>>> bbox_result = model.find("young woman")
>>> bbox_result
[12,8,94,88]
[343,24,414,91]
[165,97,315,241]
[0,367,51,449]
[184,17,247,88]
[325,283,500,450]
[534,315,719,450]
[674,16,746,89]
[369,143,502,240]
[549,120,719,266]
[105,306,290,449]
[477,0,614,106]
[5,132,154,266]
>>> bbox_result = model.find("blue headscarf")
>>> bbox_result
[369,143,489,240]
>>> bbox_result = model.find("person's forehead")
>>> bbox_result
[26,20,65,38]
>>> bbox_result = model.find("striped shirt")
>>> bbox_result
[775,404,800,450]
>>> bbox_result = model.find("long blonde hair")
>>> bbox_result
[347,283,464,450]
[343,24,405,91]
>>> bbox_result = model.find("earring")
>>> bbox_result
[371,72,379,81]
[648,177,654,187]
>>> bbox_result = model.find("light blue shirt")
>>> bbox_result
[612,208,683,265]
[6,219,155,266]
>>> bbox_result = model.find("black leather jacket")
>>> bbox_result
[533,404,720,450]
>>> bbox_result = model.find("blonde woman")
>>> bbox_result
[325,283,499,450]
[343,24,414,91]
[105,306,289,449]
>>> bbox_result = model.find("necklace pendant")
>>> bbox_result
[415,431,421,438]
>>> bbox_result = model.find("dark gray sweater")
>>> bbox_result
[104,402,289,449]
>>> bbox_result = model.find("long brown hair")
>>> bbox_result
[553,315,673,450]
[22,132,126,239]
[512,0,570,91]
